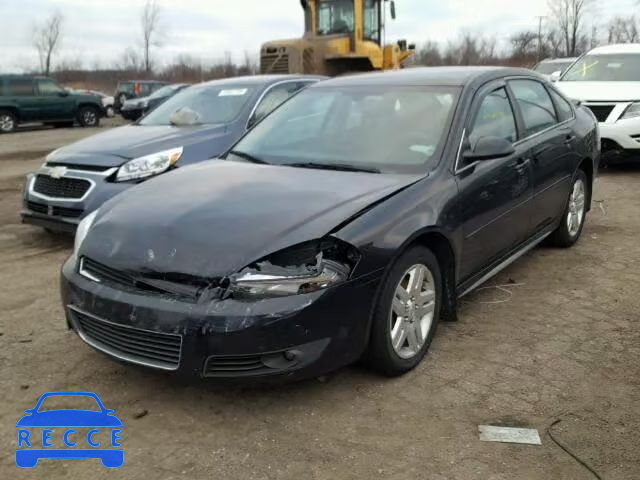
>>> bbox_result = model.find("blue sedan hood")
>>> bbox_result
[48,124,231,167]
[82,161,421,278]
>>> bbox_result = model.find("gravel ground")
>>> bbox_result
[0,125,638,479]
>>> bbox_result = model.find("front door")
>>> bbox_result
[35,78,75,120]
[455,83,534,281]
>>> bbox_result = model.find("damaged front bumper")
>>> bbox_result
[61,257,382,381]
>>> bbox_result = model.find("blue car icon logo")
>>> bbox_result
[16,391,123,468]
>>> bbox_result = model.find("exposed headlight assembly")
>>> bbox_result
[620,102,640,120]
[115,147,183,182]
[73,209,98,258]
[229,238,360,299]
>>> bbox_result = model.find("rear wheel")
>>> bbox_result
[548,170,588,247]
[78,106,100,127]
[367,246,441,376]
[0,110,17,133]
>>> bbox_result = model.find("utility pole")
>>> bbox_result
[536,15,547,62]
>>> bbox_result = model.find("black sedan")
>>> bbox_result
[120,83,189,121]
[61,67,599,380]
[22,75,324,233]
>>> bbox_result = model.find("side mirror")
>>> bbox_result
[549,71,562,82]
[408,43,416,51]
[464,136,515,161]
[390,1,396,20]
[58,90,69,97]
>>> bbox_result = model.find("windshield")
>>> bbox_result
[37,395,101,412]
[562,54,640,81]
[318,0,354,35]
[535,61,572,75]
[227,85,459,175]
[140,84,255,126]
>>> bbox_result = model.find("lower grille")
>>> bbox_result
[584,104,615,122]
[260,54,290,74]
[70,306,182,370]
[27,201,83,218]
[33,174,91,199]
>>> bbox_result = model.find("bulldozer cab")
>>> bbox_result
[260,0,413,76]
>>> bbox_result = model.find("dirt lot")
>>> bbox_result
[0,125,638,480]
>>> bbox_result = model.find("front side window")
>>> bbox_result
[509,79,558,137]
[229,85,460,175]
[37,79,64,96]
[317,0,355,35]
[7,78,34,96]
[469,87,517,147]
[562,54,640,81]
[140,84,255,126]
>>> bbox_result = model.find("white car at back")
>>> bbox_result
[556,44,640,164]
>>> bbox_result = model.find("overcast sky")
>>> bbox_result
[0,0,636,72]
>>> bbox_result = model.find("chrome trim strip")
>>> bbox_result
[459,232,551,298]
[67,304,182,371]
[245,79,319,130]
[78,257,101,283]
[44,166,118,177]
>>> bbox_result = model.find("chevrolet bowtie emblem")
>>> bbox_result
[49,166,67,179]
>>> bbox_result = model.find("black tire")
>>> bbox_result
[367,246,442,376]
[0,109,17,133]
[548,169,589,248]
[77,106,100,127]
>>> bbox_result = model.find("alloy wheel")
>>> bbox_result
[83,110,97,126]
[567,178,586,237]
[389,264,436,359]
[0,113,15,132]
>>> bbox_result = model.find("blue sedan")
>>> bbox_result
[21,74,325,233]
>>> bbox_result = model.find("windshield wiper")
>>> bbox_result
[228,150,270,165]
[286,162,381,173]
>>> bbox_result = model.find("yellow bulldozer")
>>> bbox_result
[260,0,415,76]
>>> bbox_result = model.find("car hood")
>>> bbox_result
[82,161,422,277]
[556,81,640,102]
[47,124,229,167]
[16,410,123,427]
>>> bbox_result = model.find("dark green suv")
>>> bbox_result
[0,75,105,133]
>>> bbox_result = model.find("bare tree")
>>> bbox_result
[548,0,591,56]
[141,0,162,73]
[33,11,64,76]
[607,16,639,43]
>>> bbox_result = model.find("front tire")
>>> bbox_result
[78,106,100,127]
[0,109,17,133]
[548,170,588,247]
[367,246,442,376]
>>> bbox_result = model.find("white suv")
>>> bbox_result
[556,43,640,164]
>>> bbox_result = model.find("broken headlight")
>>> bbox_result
[229,239,359,299]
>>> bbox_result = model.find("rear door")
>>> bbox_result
[35,78,75,120]
[508,79,576,233]
[6,77,38,121]
[456,82,534,280]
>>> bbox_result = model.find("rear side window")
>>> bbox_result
[509,79,558,137]
[549,88,574,123]
[248,82,311,128]
[7,78,34,96]
[469,87,517,146]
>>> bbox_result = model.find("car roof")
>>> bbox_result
[195,74,326,88]
[587,43,640,55]
[312,66,539,88]
[539,57,577,64]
